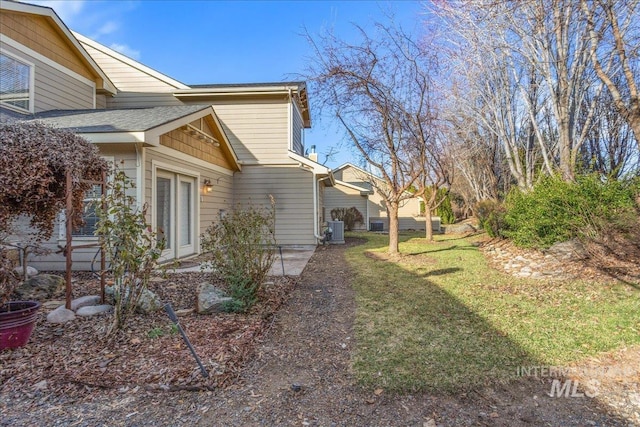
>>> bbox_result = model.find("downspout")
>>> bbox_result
[312,172,324,243]
[366,195,370,231]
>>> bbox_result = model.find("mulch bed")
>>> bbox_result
[0,272,296,398]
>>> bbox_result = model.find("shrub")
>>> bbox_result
[0,121,108,306]
[0,122,107,241]
[475,199,506,238]
[330,207,364,231]
[504,174,640,249]
[95,169,164,334]
[434,190,455,225]
[201,200,277,312]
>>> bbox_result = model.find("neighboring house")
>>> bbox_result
[0,0,333,271]
[326,163,430,231]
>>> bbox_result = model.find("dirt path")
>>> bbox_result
[199,239,635,427]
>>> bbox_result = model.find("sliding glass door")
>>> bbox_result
[156,171,196,260]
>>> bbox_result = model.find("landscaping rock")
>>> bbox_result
[444,223,476,234]
[196,282,233,314]
[13,266,38,278]
[105,285,163,313]
[136,288,163,313]
[71,295,100,311]
[546,239,588,261]
[175,308,194,317]
[14,274,64,300]
[76,305,113,317]
[46,306,76,323]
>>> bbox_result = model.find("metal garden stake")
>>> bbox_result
[164,303,209,378]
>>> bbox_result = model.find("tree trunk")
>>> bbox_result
[425,207,433,241]
[388,201,400,254]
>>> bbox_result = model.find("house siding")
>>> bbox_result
[199,100,290,164]
[325,184,368,230]
[233,165,316,246]
[2,43,94,111]
[80,42,183,92]
[291,101,304,155]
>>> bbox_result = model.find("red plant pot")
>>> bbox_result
[0,301,41,350]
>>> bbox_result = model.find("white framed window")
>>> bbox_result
[0,50,34,113]
[72,185,103,237]
[58,158,114,240]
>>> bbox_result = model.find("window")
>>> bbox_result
[0,52,33,112]
[73,185,103,237]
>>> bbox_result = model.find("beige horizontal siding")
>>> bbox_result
[324,184,368,230]
[2,43,94,111]
[292,102,304,155]
[96,94,107,109]
[81,43,182,92]
[233,165,316,245]
[194,100,291,164]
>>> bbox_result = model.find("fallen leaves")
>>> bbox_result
[0,272,296,400]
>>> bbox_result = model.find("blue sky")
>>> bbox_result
[29,0,425,169]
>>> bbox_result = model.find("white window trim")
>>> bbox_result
[0,48,35,113]
[151,160,201,258]
[58,157,114,241]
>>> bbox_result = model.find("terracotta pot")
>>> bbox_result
[0,301,41,350]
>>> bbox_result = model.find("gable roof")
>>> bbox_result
[333,162,382,182]
[73,31,190,91]
[27,105,241,170]
[0,0,117,95]
[335,179,373,195]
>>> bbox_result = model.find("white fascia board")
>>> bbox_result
[210,110,241,169]
[174,86,299,97]
[79,132,146,144]
[335,179,372,194]
[0,1,117,95]
[289,151,336,186]
[73,31,189,91]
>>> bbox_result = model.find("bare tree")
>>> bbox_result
[305,21,438,253]
[432,0,602,183]
[582,0,640,150]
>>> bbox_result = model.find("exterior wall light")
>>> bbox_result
[203,179,213,194]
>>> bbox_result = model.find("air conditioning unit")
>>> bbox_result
[370,221,384,232]
[327,220,345,244]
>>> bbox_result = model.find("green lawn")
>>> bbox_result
[346,232,640,394]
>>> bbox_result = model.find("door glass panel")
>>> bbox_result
[179,181,192,246]
[156,177,171,249]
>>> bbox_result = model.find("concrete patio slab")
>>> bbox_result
[168,246,317,277]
